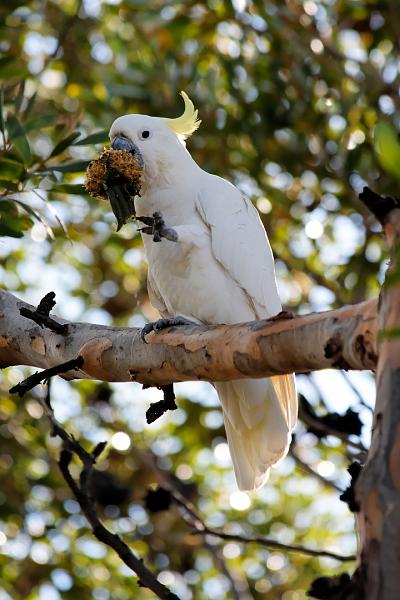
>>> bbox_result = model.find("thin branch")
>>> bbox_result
[144,384,178,424]
[168,488,355,562]
[40,390,180,600]
[19,291,68,334]
[289,445,343,493]
[9,356,84,397]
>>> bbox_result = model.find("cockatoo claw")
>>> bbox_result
[136,212,178,243]
[140,316,196,343]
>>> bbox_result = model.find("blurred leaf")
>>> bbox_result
[374,122,400,180]
[24,113,56,133]
[12,198,55,240]
[0,87,4,135]
[49,131,81,157]
[5,115,31,164]
[46,160,91,173]
[23,92,37,120]
[73,130,109,146]
[52,183,87,194]
[0,200,32,237]
[0,157,24,179]
[0,56,26,80]
[0,222,24,237]
[15,81,25,113]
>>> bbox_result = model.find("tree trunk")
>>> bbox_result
[356,207,400,599]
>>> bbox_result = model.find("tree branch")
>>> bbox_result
[0,289,377,386]
[40,389,180,600]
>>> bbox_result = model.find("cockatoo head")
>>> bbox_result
[109,91,201,189]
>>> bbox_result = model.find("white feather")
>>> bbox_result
[109,112,297,490]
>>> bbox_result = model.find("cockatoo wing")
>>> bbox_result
[196,176,281,319]
[196,175,297,491]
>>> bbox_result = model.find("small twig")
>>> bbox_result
[9,356,84,397]
[145,384,178,424]
[359,187,400,225]
[290,445,343,493]
[20,291,68,334]
[339,371,373,413]
[166,488,355,562]
[40,390,180,600]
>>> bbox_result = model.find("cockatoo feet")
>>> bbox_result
[137,211,178,243]
[268,310,294,321]
[141,316,195,342]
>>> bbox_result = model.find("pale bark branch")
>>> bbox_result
[0,289,377,386]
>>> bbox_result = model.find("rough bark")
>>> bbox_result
[355,206,400,600]
[0,289,377,384]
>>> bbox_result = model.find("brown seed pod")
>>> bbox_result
[85,148,142,201]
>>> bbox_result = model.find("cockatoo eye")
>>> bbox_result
[139,129,151,140]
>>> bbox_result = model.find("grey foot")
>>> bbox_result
[137,211,177,243]
[141,316,195,342]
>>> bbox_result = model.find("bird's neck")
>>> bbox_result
[136,157,202,218]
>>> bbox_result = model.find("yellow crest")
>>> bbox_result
[164,91,201,140]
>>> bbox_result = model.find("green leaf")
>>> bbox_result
[0,179,19,192]
[15,81,25,113]
[0,157,24,179]
[73,130,109,146]
[0,222,24,237]
[23,92,37,120]
[0,87,4,135]
[49,131,81,157]
[46,160,91,173]
[0,56,26,80]
[12,199,54,239]
[24,113,56,133]
[374,122,400,180]
[52,183,87,194]
[0,200,32,237]
[5,115,31,165]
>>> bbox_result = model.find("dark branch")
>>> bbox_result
[145,384,178,424]
[339,461,362,513]
[9,356,84,397]
[19,291,68,334]
[40,391,180,600]
[359,186,400,225]
[150,485,356,563]
[299,395,367,453]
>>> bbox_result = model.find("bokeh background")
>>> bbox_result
[0,0,398,598]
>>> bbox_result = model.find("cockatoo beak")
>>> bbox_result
[111,135,144,167]
[104,136,144,230]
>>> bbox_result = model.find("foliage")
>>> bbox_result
[0,0,396,598]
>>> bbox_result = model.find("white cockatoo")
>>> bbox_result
[109,92,297,491]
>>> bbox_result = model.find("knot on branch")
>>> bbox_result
[324,333,350,370]
[19,291,68,334]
